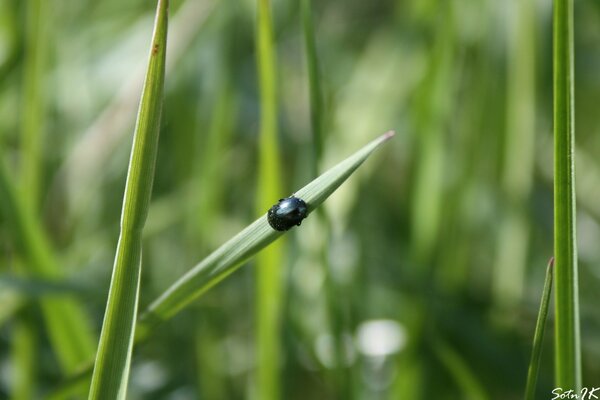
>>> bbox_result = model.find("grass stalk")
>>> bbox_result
[11,312,36,400]
[301,0,324,172]
[20,0,48,206]
[301,1,350,396]
[552,0,581,390]
[411,4,454,265]
[525,258,554,400]
[87,1,168,398]
[255,0,283,398]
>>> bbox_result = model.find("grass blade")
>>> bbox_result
[552,0,581,390]
[138,131,395,329]
[255,0,283,398]
[301,1,351,395]
[301,0,324,170]
[88,1,168,398]
[20,0,48,206]
[11,312,36,400]
[525,258,554,400]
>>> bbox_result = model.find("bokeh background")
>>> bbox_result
[1,0,600,398]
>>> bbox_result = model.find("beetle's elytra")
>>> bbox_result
[267,196,308,231]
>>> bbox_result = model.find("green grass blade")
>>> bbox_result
[301,1,350,395]
[301,0,324,170]
[553,0,581,390]
[11,312,36,400]
[255,0,282,398]
[138,131,395,329]
[20,0,48,206]
[88,1,168,398]
[411,4,454,264]
[525,258,554,400]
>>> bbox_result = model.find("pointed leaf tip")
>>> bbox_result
[382,130,396,140]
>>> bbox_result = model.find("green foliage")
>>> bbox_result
[2,0,599,398]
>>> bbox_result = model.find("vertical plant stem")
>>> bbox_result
[88,1,168,398]
[525,258,554,400]
[411,4,454,265]
[20,0,48,206]
[255,0,283,399]
[301,1,350,396]
[553,0,581,390]
[11,312,36,400]
[301,0,323,174]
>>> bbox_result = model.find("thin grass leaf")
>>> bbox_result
[88,1,168,399]
[411,4,454,264]
[553,0,581,390]
[525,258,554,400]
[138,131,395,329]
[11,312,36,400]
[301,0,324,171]
[301,1,350,395]
[255,0,283,398]
[20,0,48,206]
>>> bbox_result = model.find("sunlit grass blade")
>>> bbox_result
[88,1,168,399]
[301,0,324,171]
[138,131,395,329]
[525,258,554,400]
[552,0,581,390]
[0,163,96,374]
[301,1,350,395]
[11,312,36,400]
[20,0,48,206]
[255,0,283,398]
[411,4,454,265]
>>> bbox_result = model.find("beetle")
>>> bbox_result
[267,196,308,231]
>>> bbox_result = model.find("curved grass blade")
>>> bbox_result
[553,0,581,390]
[88,1,168,399]
[525,258,554,400]
[138,131,395,330]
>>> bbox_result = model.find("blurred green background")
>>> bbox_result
[1,0,600,398]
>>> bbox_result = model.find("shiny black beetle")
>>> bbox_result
[267,196,308,231]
